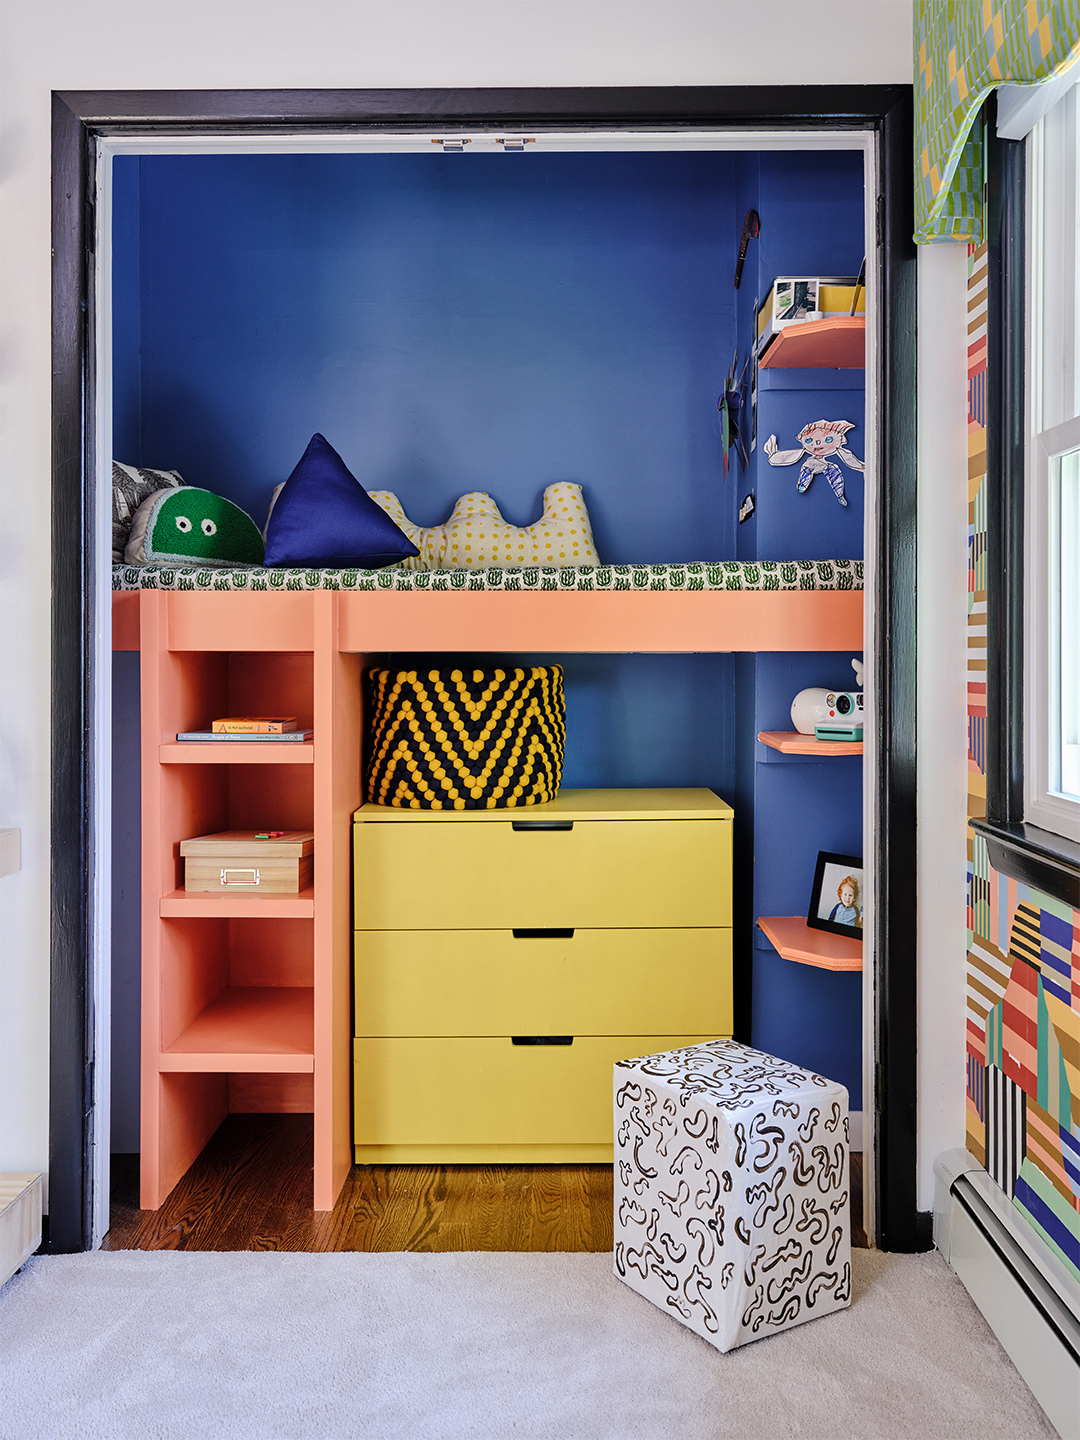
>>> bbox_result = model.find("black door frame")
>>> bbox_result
[49,84,920,1253]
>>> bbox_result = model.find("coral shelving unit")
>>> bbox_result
[135,590,362,1210]
[118,582,863,1210]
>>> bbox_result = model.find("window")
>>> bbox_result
[972,83,1080,909]
[1026,81,1080,839]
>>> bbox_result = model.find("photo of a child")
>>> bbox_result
[807,853,864,937]
[828,875,861,928]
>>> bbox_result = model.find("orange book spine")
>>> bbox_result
[211,717,298,734]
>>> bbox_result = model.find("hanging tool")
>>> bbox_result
[734,209,760,290]
[718,350,751,478]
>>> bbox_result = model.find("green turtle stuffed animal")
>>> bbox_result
[125,487,265,566]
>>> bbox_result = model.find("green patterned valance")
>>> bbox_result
[915,0,1080,243]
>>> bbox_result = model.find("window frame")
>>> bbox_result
[970,94,1080,911]
[1025,82,1079,837]
[1026,417,1080,832]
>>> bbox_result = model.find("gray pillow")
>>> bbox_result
[113,462,184,561]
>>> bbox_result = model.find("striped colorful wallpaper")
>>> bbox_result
[964,239,1080,1281]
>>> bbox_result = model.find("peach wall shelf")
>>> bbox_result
[117,584,863,1211]
[756,316,865,370]
[757,730,863,757]
[756,916,863,972]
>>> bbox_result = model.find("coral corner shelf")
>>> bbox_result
[757,316,865,370]
[757,916,863,972]
[757,731,863,756]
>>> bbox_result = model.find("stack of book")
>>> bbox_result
[177,717,314,742]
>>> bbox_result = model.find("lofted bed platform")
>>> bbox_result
[112,579,863,655]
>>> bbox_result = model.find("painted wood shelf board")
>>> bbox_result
[112,591,140,650]
[114,590,864,656]
[757,316,866,370]
[159,741,314,763]
[757,731,864,756]
[757,916,863,971]
[336,589,863,654]
[168,591,317,652]
[159,887,316,918]
[160,986,315,1071]
[355,786,733,824]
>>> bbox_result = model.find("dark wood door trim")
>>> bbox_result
[873,95,924,1252]
[49,84,918,1252]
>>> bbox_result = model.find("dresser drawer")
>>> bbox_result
[353,1035,720,1148]
[353,817,731,930]
[354,928,732,1037]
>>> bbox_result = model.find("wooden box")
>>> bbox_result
[180,830,314,894]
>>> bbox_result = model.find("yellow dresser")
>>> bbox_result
[352,787,733,1163]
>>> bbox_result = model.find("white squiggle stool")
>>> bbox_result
[613,1038,850,1352]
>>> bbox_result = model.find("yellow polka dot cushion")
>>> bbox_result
[367,665,565,809]
[367,483,598,570]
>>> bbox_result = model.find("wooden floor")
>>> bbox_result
[103,1114,868,1252]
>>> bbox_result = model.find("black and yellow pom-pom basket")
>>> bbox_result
[367,665,565,809]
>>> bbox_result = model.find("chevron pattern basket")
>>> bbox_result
[367,665,565,809]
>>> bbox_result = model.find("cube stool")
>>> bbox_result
[613,1038,850,1352]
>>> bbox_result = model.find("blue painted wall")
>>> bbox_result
[726,151,866,1105]
[115,150,743,563]
[730,151,866,561]
[112,157,142,463]
[735,650,865,1107]
[389,652,736,794]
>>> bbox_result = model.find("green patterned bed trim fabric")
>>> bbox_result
[116,555,864,590]
[113,559,862,593]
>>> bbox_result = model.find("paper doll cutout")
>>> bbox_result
[763,419,864,507]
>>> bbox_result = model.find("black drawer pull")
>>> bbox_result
[512,928,574,939]
[511,820,574,832]
[511,1035,573,1046]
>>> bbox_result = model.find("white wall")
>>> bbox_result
[1,1,934,1206]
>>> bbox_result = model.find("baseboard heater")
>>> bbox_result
[934,1149,1080,1440]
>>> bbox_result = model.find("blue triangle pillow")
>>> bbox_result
[264,434,420,569]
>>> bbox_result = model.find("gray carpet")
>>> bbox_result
[0,1248,1055,1440]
